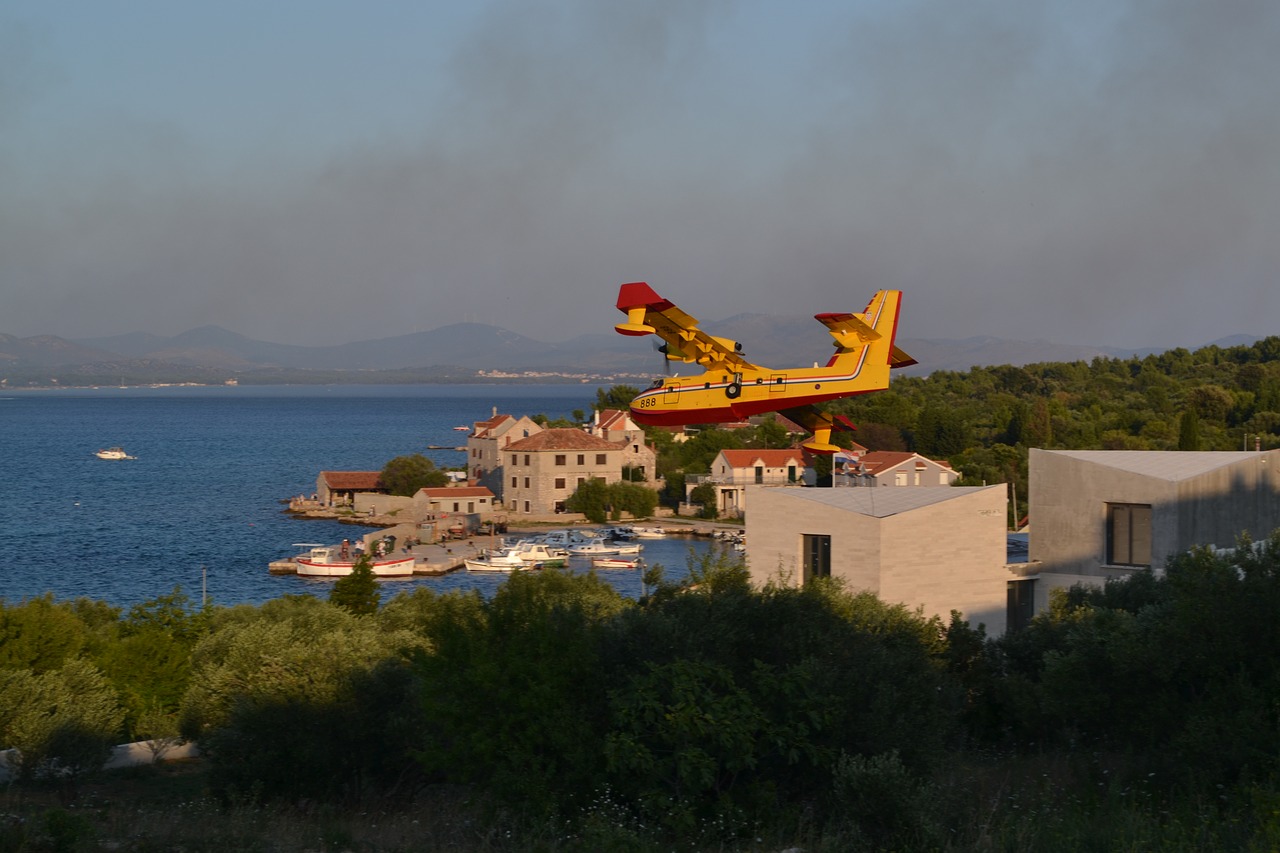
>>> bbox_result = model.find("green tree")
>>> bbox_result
[690,481,719,519]
[330,554,382,615]
[379,453,448,497]
[0,659,124,783]
[565,477,611,523]
[595,384,641,412]
[1178,410,1202,450]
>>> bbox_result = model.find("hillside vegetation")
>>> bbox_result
[5,539,1280,850]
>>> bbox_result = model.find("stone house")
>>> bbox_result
[465,411,543,500]
[503,428,623,515]
[839,451,959,487]
[413,485,496,516]
[315,471,388,506]
[746,484,1012,634]
[688,449,807,518]
[1024,449,1280,618]
[589,408,657,482]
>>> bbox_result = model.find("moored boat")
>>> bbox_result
[294,546,415,578]
[591,556,643,570]
[96,446,135,460]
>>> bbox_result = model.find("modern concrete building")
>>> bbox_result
[1026,449,1280,611]
[503,428,624,515]
[746,484,1011,634]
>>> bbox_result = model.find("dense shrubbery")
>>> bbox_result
[7,538,1280,846]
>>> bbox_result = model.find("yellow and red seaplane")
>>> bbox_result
[614,282,916,454]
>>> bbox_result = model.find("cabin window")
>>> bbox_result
[802,534,831,582]
[555,478,566,489]
[596,454,607,465]
[1107,503,1152,567]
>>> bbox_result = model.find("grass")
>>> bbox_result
[2,755,1274,852]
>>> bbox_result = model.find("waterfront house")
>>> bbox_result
[1024,449,1280,618]
[413,485,496,515]
[589,408,657,482]
[837,451,959,487]
[466,411,543,500]
[316,471,388,506]
[503,428,623,515]
[746,484,1013,634]
[687,449,807,518]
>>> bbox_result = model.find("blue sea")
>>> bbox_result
[0,385,714,609]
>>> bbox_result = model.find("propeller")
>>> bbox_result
[653,340,673,375]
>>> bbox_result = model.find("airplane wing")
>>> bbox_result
[615,282,755,372]
[779,406,857,437]
[815,290,917,368]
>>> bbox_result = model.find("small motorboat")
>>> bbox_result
[95,446,134,460]
[591,556,643,570]
[464,549,542,572]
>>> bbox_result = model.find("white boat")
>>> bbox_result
[566,538,624,556]
[95,447,134,460]
[464,550,538,572]
[453,425,470,431]
[591,556,643,570]
[468,542,567,571]
[628,526,668,539]
[294,546,415,578]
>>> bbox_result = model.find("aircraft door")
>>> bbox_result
[769,374,788,394]
[664,383,680,404]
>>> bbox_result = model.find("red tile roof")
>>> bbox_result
[719,449,805,469]
[417,486,495,499]
[320,471,385,489]
[505,428,621,451]
[858,451,955,476]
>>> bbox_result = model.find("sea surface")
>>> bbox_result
[0,385,716,609]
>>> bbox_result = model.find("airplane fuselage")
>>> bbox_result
[628,347,888,426]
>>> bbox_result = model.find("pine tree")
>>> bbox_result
[329,554,381,615]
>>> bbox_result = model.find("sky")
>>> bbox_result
[2,0,1277,349]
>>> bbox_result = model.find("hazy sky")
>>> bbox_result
[3,1,1277,348]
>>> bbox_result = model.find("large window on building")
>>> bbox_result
[1107,503,1152,567]
[802,534,831,582]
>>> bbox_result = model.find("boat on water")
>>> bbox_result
[294,545,415,578]
[566,538,643,556]
[453,425,470,431]
[95,447,135,460]
[626,526,668,539]
[591,556,644,570]
[468,541,568,571]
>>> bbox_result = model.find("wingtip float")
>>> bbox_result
[612,282,914,454]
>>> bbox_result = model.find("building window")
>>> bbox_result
[577,478,585,487]
[754,465,764,484]
[787,465,797,483]
[510,454,517,465]
[555,455,566,466]
[467,502,474,513]
[1107,503,1152,567]
[555,478,566,489]
[1007,579,1037,633]
[802,534,831,582]
[510,476,517,489]
[523,477,530,488]
[596,454,607,465]
[523,501,530,513]
[524,455,530,466]
[894,471,908,486]
[452,502,459,512]
[578,454,585,465]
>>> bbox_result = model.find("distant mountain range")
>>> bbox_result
[0,318,1262,387]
